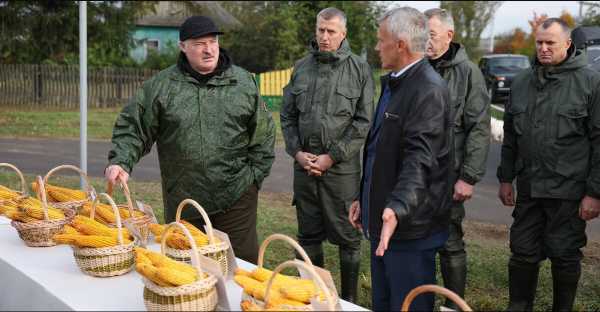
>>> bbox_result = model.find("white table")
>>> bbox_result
[0,217,367,311]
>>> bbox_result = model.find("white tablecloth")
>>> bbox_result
[0,218,367,311]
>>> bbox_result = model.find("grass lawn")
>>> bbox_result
[1,172,599,311]
[0,107,286,146]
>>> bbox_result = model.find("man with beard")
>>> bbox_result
[105,16,275,264]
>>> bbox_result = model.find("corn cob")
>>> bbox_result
[94,203,117,223]
[0,185,20,200]
[5,210,38,223]
[69,234,131,248]
[235,268,254,277]
[251,283,283,302]
[62,224,81,235]
[53,233,79,245]
[0,200,19,215]
[251,267,298,283]
[136,263,173,287]
[148,223,164,236]
[23,205,65,220]
[234,275,264,294]
[72,215,131,238]
[135,247,198,279]
[156,266,197,286]
[240,300,262,312]
[31,181,87,202]
[265,297,308,308]
[279,282,326,303]
[118,207,146,219]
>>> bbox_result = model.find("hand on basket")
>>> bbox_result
[105,165,129,186]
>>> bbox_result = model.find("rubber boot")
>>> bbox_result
[298,243,324,268]
[551,263,580,312]
[339,247,360,303]
[440,251,467,310]
[506,259,540,312]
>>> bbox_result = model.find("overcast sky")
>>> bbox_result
[386,1,591,37]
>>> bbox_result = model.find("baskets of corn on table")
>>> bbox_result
[33,164,97,211]
[148,199,231,277]
[7,176,75,247]
[138,222,218,311]
[0,163,28,206]
[53,192,136,277]
[234,233,340,311]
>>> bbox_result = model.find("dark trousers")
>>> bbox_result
[510,194,586,266]
[293,169,361,249]
[187,184,259,264]
[370,234,446,311]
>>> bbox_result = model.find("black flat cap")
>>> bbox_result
[179,16,224,41]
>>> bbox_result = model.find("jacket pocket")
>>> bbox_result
[557,106,588,140]
[328,86,360,116]
[291,85,310,113]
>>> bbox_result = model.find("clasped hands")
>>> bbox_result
[295,151,334,176]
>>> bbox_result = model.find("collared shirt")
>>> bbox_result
[360,57,423,238]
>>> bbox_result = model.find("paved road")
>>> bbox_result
[1,137,599,239]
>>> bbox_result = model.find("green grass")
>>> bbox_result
[0,107,285,147]
[491,104,505,120]
[2,172,599,310]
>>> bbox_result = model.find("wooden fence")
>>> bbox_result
[0,64,293,109]
[0,64,157,109]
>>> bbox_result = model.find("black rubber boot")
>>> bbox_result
[339,247,360,304]
[551,263,581,312]
[298,243,324,268]
[507,259,540,312]
[440,251,467,310]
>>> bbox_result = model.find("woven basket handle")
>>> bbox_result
[161,222,204,277]
[174,199,216,245]
[90,193,126,245]
[401,285,472,311]
[106,180,135,218]
[264,260,336,311]
[0,163,28,195]
[257,233,313,268]
[43,164,95,198]
[34,176,50,221]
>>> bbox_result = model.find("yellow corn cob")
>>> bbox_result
[240,300,262,312]
[234,275,264,294]
[135,247,198,279]
[0,185,19,200]
[53,233,79,245]
[0,200,19,215]
[23,205,65,220]
[72,215,132,239]
[251,267,298,283]
[179,220,206,237]
[62,225,81,235]
[251,283,283,302]
[235,268,253,277]
[31,182,87,202]
[156,266,197,286]
[136,263,173,287]
[94,203,117,223]
[148,223,165,236]
[279,282,326,303]
[265,297,308,308]
[136,249,153,266]
[118,207,146,219]
[70,234,131,248]
[5,210,38,223]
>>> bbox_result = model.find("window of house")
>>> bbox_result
[147,39,160,53]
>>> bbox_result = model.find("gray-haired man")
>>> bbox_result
[424,8,491,309]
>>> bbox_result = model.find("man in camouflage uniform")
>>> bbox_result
[105,16,275,264]
[498,18,600,311]
[424,8,491,309]
[280,7,374,303]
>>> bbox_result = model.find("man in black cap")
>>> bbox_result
[105,16,276,263]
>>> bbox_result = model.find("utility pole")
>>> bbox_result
[79,1,88,186]
[489,15,495,53]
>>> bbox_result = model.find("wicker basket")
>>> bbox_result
[255,260,337,311]
[0,163,29,205]
[42,164,96,211]
[401,285,472,311]
[143,222,219,311]
[10,176,75,247]
[164,199,230,277]
[241,233,340,311]
[72,193,136,277]
[106,181,152,247]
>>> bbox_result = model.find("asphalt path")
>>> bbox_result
[1,137,598,239]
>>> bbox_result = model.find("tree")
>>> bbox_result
[0,1,155,65]
[440,1,503,59]
[581,1,600,26]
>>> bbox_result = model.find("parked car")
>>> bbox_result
[572,26,600,72]
[479,54,530,104]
